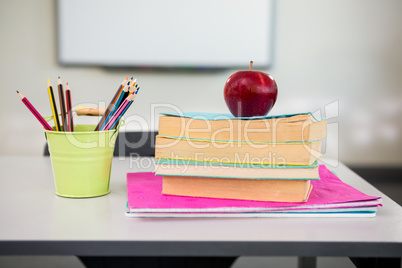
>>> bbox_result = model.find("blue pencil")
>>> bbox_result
[110,87,140,130]
[100,79,132,130]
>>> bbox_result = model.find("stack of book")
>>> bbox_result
[155,112,327,203]
[126,112,382,218]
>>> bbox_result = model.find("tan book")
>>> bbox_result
[155,135,322,166]
[159,112,327,143]
[162,175,312,202]
[155,159,320,179]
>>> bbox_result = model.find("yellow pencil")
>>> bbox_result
[47,79,61,131]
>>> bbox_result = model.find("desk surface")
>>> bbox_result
[0,156,401,257]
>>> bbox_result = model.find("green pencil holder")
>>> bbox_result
[44,122,123,198]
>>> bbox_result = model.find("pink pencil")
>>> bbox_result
[102,94,135,130]
[101,98,130,131]
[17,90,53,131]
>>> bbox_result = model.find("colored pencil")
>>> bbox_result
[128,82,138,95]
[109,103,132,130]
[94,77,128,131]
[47,79,61,131]
[125,77,136,98]
[108,87,140,130]
[65,82,74,132]
[102,94,136,131]
[114,77,134,110]
[16,91,53,131]
[102,79,132,128]
[57,77,68,131]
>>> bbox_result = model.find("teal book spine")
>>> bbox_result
[155,158,318,169]
[160,111,325,121]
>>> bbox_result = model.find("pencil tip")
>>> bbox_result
[58,76,60,79]
[16,90,19,93]
[125,76,128,80]
[131,77,134,80]
[47,78,50,82]
[66,82,69,86]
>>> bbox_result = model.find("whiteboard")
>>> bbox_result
[58,0,274,68]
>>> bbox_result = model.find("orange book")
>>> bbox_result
[156,135,322,166]
[158,112,327,143]
[162,176,312,203]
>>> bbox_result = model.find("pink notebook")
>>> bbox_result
[127,165,381,213]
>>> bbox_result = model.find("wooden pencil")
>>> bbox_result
[109,96,135,130]
[103,79,131,127]
[107,87,140,130]
[102,94,136,131]
[128,81,138,95]
[57,77,68,131]
[47,79,61,131]
[65,82,74,132]
[124,77,135,98]
[94,77,128,131]
[16,91,53,131]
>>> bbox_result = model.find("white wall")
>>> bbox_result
[1,0,401,167]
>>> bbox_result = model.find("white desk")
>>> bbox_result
[0,156,401,259]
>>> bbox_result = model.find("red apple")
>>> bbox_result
[224,61,278,117]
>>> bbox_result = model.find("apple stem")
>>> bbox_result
[249,61,253,71]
